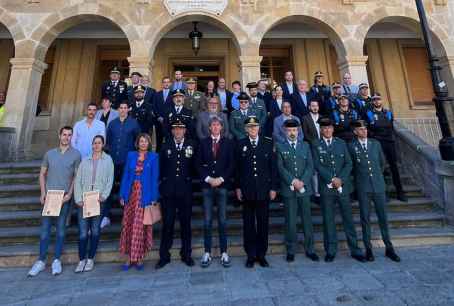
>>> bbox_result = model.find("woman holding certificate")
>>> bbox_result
[74,135,114,273]
[119,133,159,270]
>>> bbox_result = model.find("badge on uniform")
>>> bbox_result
[374,114,378,120]
[167,149,172,156]
[185,146,193,158]
[106,86,111,90]
[340,114,344,120]
[120,85,125,93]
[243,146,248,152]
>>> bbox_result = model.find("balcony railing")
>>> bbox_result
[396,117,442,148]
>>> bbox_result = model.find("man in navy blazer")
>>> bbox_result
[290,80,313,121]
[196,116,235,268]
[153,77,174,151]
[216,78,234,115]
[281,71,298,100]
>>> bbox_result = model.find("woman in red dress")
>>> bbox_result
[119,133,159,270]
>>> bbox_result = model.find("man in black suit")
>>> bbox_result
[216,77,234,115]
[281,71,298,100]
[101,67,128,109]
[257,79,273,109]
[235,117,278,268]
[196,116,235,268]
[163,89,195,141]
[129,85,154,134]
[290,80,313,121]
[302,99,321,144]
[127,72,143,105]
[141,75,156,105]
[154,77,176,150]
[156,116,196,269]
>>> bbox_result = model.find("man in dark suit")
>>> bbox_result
[129,85,154,134]
[153,77,173,151]
[141,75,156,105]
[216,77,234,115]
[163,89,195,141]
[281,71,298,100]
[196,116,235,268]
[127,72,143,105]
[257,79,273,108]
[156,116,196,269]
[290,80,313,121]
[302,99,321,144]
[235,117,278,268]
[101,67,128,109]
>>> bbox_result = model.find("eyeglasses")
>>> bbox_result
[240,101,248,104]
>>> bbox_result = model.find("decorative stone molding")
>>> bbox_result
[127,57,153,76]
[434,0,447,5]
[342,0,368,4]
[163,0,229,16]
[337,56,369,71]
[9,58,48,74]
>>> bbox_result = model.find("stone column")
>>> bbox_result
[439,56,454,135]
[435,161,454,225]
[0,58,47,160]
[239,55,263,89]
[127,56,153,79]
[338,55,369,85]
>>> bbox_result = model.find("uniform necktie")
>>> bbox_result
[212,139,219,159]
[176,143,182,151]
[251,140,257,148]
[362,143,367,151]
[291,142,296,149]
[327,139,331,147]
[176,106,181,114]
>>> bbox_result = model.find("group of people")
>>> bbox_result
[27,67,405,277]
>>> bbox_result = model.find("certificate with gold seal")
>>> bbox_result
[83,191,100,218]
[42,190,65,217]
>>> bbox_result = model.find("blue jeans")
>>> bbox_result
[39,201,71,261]
[77,205,102,260]
[202,188,228,253]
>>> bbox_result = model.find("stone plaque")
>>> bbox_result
[164,0,228,16]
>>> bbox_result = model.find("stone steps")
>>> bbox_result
[1,226,453,267]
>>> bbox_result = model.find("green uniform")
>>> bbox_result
[349,138,392,250]
[249,97,267,130]
[276,140,315,255]
[312,137,362,257]
[184,90,206,115]
[229,108,259,141]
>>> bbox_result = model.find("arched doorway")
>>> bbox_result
[0,23,14,102]
[32,16,131,155]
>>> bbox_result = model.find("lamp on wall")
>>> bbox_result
[189,22,203,56]
[415,0,454,160]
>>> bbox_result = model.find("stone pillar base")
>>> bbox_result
[239,55,263,89]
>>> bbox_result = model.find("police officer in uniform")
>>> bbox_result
[276,119,319,262]
[163,89,195,141]
[229,92,259,141]
[184,77,207,115]
[365,93,407,202]
[353,83,372,117]
[312,117,366,263]
[322,82,342,116]
[129,85,154,134]
[332,95,359,142]
[101,67,128,109]
[246,82,267,130]
[156,116,196,269]
[235,117,278,268]
[348,120,401,262]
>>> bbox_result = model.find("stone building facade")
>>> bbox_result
[0,0,453,159]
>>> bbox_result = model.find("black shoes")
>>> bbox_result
[324,254,335,262]
[181,257,195,267]
[257,257,269,267]
[245,258,255,268]
[385,248,401,262]
[305,252,320,262]
[286,254,295,262]
[155,259,170,269]
[351,254,367,263]
[365,249,375,262]
[396,192,408,202]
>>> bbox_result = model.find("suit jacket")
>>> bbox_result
[276,140,314,197]
[102,80,128,109]
[290,91,312,121]
[216,89,234,114]
[312,137,353,195]
[129,101,154,133]
[265,98,284,137]
[153,90,173,118]
[163,105,195,140]
[272,114,303,144]
[302,113,320,144]
[159,139,196,197]
[281,82,298,100]
[95,109,119,127]
[196,136,235,189]
[120,151,159,207]
[235,137,278,201]
[348,138,386,194]
[196,111,231,140]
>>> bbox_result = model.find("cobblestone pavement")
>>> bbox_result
[2,245,454,306]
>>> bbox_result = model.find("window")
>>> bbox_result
[259,46,293,84]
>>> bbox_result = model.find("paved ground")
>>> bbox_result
[2,245,454,306]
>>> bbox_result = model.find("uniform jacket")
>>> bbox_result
[312,137,353,195]
[163,105,195,140]
[276,140,314,197]
[101,80,128,109]
[229,108,259,141]
[120,151,159,207]
[196,136,235,189]
[366,108,395,142]
[353,95,372,117]
[129,100,154,133]
[310,84,331,106]
[159,139,196,197]
[332,108,359,142]
[184,90,207,115]
[249,97,267,129]
[235,137,279,201]
[348,138,386,194]
[127,86,155,106]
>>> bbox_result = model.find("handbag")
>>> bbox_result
[143,203,162,225]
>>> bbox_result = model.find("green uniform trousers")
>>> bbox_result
[357,192,392,250]
[283,196,315,255]
[320,194,362,257]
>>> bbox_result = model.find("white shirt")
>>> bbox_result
[175,105,182,114]
[71,118,106,159]
[241,109,248,116]
[211,135,220,143]
[276,98,283,111]
[136,100,144,108]
[323,137,333,147]
[175,138,184,150]
[359,138,368,150]
[251,97,257,104]
[286,82,294,94]
[288,139,297,148]
[249,136,259,146]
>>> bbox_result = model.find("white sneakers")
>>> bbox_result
[200,252,212,268]
[100,217,111,229]
[28,260,46,277]
[51,259,62,276]
[84,259,94,272]
[75,260,86,273]
[221,252,231,268]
